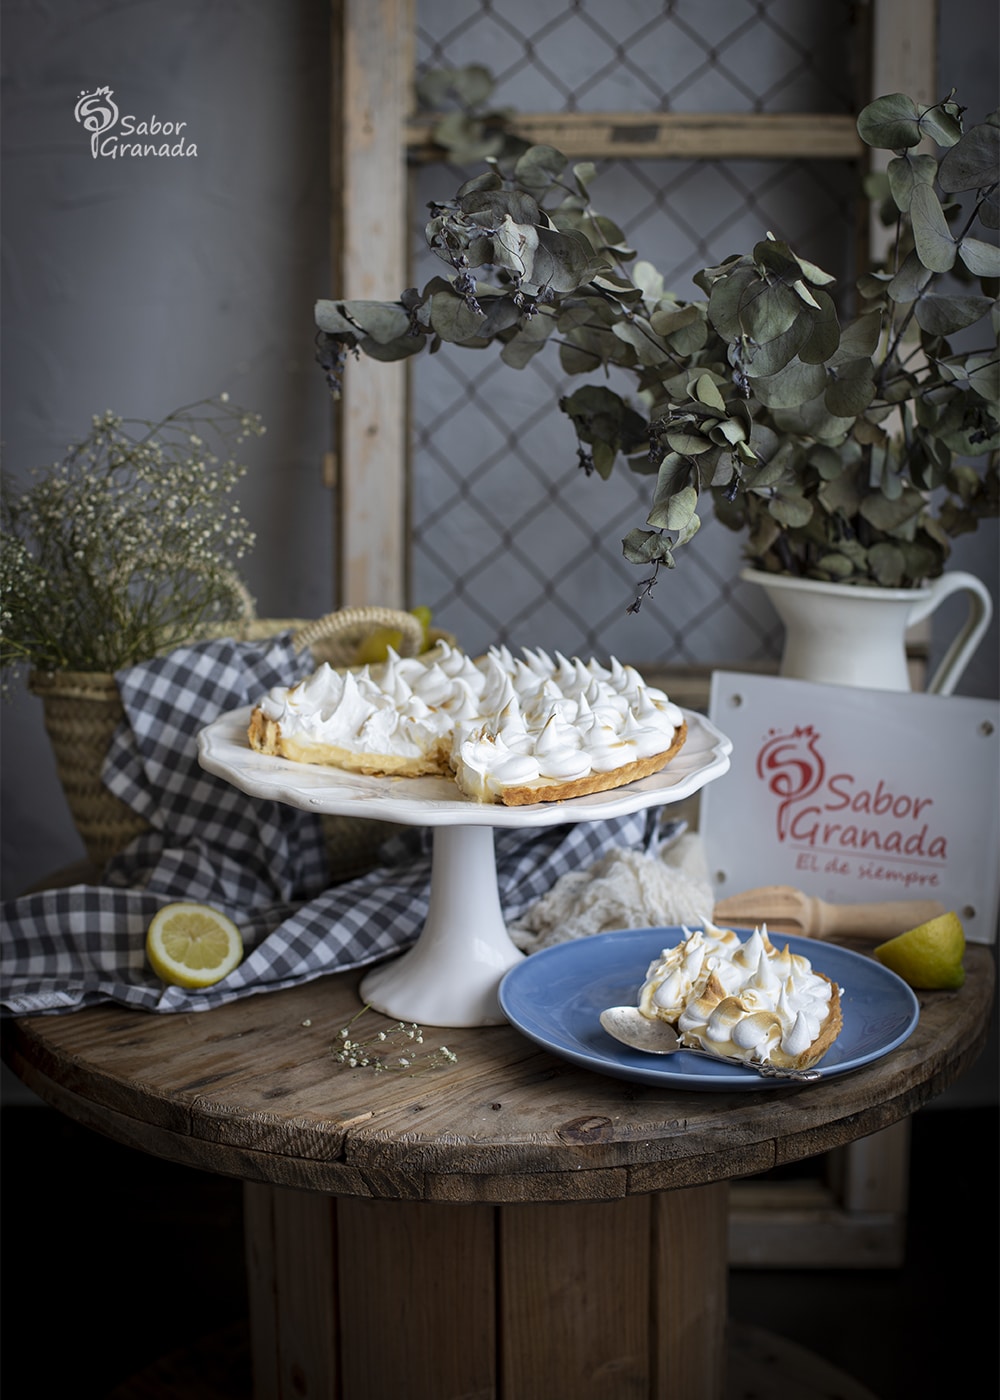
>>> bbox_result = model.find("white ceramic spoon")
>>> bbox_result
[598,1006,821,1082]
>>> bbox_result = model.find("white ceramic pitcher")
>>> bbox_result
[741,568,994,694]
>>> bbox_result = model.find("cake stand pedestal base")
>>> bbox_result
[359,825,524,1027]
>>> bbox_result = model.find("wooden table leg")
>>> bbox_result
[243,1181,730,1400]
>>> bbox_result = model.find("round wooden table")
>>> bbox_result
[3,939,992,1400]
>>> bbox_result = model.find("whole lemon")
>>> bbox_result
[873,911,966,990]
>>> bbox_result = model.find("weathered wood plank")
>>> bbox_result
[501,1196,652,1399]
[406,110,864,162]
[653,1183,728,1400]
[271,1189,339,1400]
[243,1184,280,1399]
[338,1196,496,1399]
[330,0,412,608]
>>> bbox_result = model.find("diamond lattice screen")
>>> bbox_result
[409,0,861,665]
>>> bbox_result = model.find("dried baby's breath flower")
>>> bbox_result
[332,1005,459,1075]
[1,396,263,683]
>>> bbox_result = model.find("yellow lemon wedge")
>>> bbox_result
[411,604,433,649]
[873,911,966,990]
[353,607,434,665]
[146,903,244,989]
[354,627,403,664]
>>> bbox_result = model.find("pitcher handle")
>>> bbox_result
[907,572,994,696]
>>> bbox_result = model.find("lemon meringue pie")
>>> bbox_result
[247,641,687,806]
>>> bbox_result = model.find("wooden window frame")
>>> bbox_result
[328,0,936,611]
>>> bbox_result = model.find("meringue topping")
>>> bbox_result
[638,922,841,1069]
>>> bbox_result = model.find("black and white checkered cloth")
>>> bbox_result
[1,634,654,1016]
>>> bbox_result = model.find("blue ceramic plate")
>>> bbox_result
[498,927,920,1092]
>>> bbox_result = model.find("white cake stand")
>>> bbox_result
[198,706,732,1027]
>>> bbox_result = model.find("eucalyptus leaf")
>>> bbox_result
[815,551,858,580]
[650,303,708,355]
[419,64,495,111]
[665,431,712,456]
[796,289,841,365]
[612,317,671,365]
[499,315,553,368]
[456,170,503,199]
[476,294,525,338]
[429,291,487,343]
[917,101,964,148]
[773,394,855,445]
[818,468,862,517]
[939,120,1000,191]
[887,250,934,304]
[694,373,727,411]
[830,311,881,364]
[958,236,1000,278]
[812,444,852,480]
[825,359,875,416]
[662,483,699,531]
[857,93,922,150]
[559,341,603,375]
[357,334,425,364]
[432,112,505,162]
[866,543,907,586]
[493,215,538,279]
[740,279,803,344]
[592,438,616,480]
[981,189,1000,231]
[910,184,957,273]
[514,144,567,192]
[324,300,412,344]
[768,492,813,528]
[749,358,828,409]
[967,353,1000,403]
[675,511,702,547]
[533,226,609,292]
[915,293,995,336]
[887,153,939,211]
[315,299,360,338]
[740,315,811,377]
[859,488,924,531]
[622,528,674,566]
[707,264,758,340]
[712,417,749,447]
[743,447,795,489]
[572,162,597,197]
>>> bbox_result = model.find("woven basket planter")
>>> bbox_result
[31,606,455,879]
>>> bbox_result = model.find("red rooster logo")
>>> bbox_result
[756,726,826,841]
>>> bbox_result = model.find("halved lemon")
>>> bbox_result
[146,902,244,989]
[873,911,966,990]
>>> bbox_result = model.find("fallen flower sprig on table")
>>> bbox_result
[332,1005,459,1074]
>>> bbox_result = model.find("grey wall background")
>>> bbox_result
[2,0,335,896]
[1,1,996,1100]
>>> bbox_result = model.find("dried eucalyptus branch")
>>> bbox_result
[316,76,998,590]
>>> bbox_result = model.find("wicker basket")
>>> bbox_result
[31,606,455,878]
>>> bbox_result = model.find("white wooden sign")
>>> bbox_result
[701,671,999,944]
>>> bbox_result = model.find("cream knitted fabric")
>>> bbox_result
[509,832,713,953]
